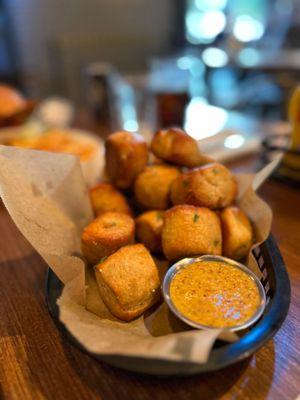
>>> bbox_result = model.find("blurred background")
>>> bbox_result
[1,0,300,149]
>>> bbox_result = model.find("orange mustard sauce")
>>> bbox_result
[170,261,260,328]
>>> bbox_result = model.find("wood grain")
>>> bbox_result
[0,146,299,399]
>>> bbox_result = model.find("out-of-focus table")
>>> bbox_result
[0,113,299,400]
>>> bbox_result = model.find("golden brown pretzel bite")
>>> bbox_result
[105,131,148,189]
[220,206,253,260]
[81,212,135,264]
[134,164,180,210]
[136,210,164,252]
[151,127,213,168]
[89,183,132,216]
[94,244,160,321]
[162,205,222,261]
[171,163,237,209]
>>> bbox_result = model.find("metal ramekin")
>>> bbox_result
[162,254,266,332]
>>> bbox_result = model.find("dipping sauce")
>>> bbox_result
[169,260,261,328]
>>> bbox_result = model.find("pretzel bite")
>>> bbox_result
[136,210,164,252]
[95,244,160,321]
[81,212,134,264]
[134,165,180,210]
[105,131,148,189]
[162,205,222,262]
[220,206,253,260]
[151,127,213,168]
[171,163,237,209]
[89,183,132,216]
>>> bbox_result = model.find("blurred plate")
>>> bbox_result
[0,126,104,187]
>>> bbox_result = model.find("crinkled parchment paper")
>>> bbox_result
[0,145,281,364]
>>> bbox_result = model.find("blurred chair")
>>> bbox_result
[47,34,170,102]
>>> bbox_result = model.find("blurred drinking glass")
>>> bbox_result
[117,74,156,142]
[85,62,119,133]
[149,56,205,128]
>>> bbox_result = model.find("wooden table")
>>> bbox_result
[0,126,299,399]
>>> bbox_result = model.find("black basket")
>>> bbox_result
[46,234,290,376]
